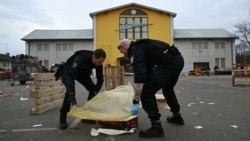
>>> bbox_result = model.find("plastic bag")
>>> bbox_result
[68,83,134,121]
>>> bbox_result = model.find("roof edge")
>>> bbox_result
[89,2,176,18]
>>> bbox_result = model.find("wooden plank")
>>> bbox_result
[35,73,54,81]
[35,93,64,106]
[30,108,37,115]
[35,80,63,89]
[31,85,65,98]
[156,94,169,109]
[30,89,38,98]
[104,66,124,90]
[30,99,63,115]
[35,85,65,98]
[34,73,55,89]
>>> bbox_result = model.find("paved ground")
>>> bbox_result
[0,75,250,141]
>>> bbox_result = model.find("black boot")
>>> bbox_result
[59,113,68,129]
[167,113,184,125]
[139,121,164,138]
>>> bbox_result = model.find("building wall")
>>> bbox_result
[0,61,12,70]
[25,40,93,68]
[23,36,235,73]
[93,6,174,65]
[174,39,234,72]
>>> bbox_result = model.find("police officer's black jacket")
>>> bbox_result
[127,39,179,83]
[65,50,104,92]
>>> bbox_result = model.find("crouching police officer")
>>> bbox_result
[57,49,106,129]
[118,39,184,138]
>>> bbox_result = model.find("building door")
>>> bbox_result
[193,62,210,73]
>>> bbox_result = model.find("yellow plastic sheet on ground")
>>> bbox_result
[68,83,134,121]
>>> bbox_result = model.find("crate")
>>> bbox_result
[97,116,138,131]
[104,66,124,90]
[232,64,250,86]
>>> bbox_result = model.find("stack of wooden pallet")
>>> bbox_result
[30,73,65,114]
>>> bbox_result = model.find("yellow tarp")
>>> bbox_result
[68,83,134,121]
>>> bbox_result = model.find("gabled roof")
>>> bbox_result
[174,29,237,39]
[21,29,237,41]
[89,2,176,18]
[21,29,93,41]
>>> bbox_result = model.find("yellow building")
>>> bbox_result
[22,3,236,72]
[90,3,176,66]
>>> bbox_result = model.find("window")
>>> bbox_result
[215,42,225,57]
[214,42,226,69]
[119,9,148,40]
[56,44,62,58]
[215,58,220,67]
[69,44,74,50]
[37,44,49,59]
[37,44,42,51]
[63,44,68,50]
[44,44,49,51]
[56,43,74,59]
[192,42,209,56]
[215,58,225,68]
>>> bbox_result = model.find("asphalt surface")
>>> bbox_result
[0,75,250,141]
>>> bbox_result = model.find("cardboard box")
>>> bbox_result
[97,116,138,131]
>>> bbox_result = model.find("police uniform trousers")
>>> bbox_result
[141,53,184,121]
[60,68,96,114]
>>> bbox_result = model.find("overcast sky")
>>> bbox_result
[0,0,249,56]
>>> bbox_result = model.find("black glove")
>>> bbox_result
[54,74,60,81]
[68,94,77,106]
[133,100,139,104]
[54,62,65,81]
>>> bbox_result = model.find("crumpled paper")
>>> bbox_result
[91,128,136,136]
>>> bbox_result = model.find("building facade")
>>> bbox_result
[174,29,236,72]
[21,3,237,72]
[90,3,176,65]
[0,54,12,71]
[22,30,93,68]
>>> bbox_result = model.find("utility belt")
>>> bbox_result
[161,46,180,64]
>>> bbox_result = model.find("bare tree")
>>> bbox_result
[234,17,250,64]
[235,17,250,48]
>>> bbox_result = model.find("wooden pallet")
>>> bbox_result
[232,64,250,86]
[30,73,65,114]
[104,66,124,90]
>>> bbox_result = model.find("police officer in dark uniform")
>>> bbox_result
[118,39,184,138]
[57,49,106,129]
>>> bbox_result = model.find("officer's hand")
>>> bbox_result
[54,72,60,81]
[133,83,144,101]
[131,100,139,115]
[68,94,77,106]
